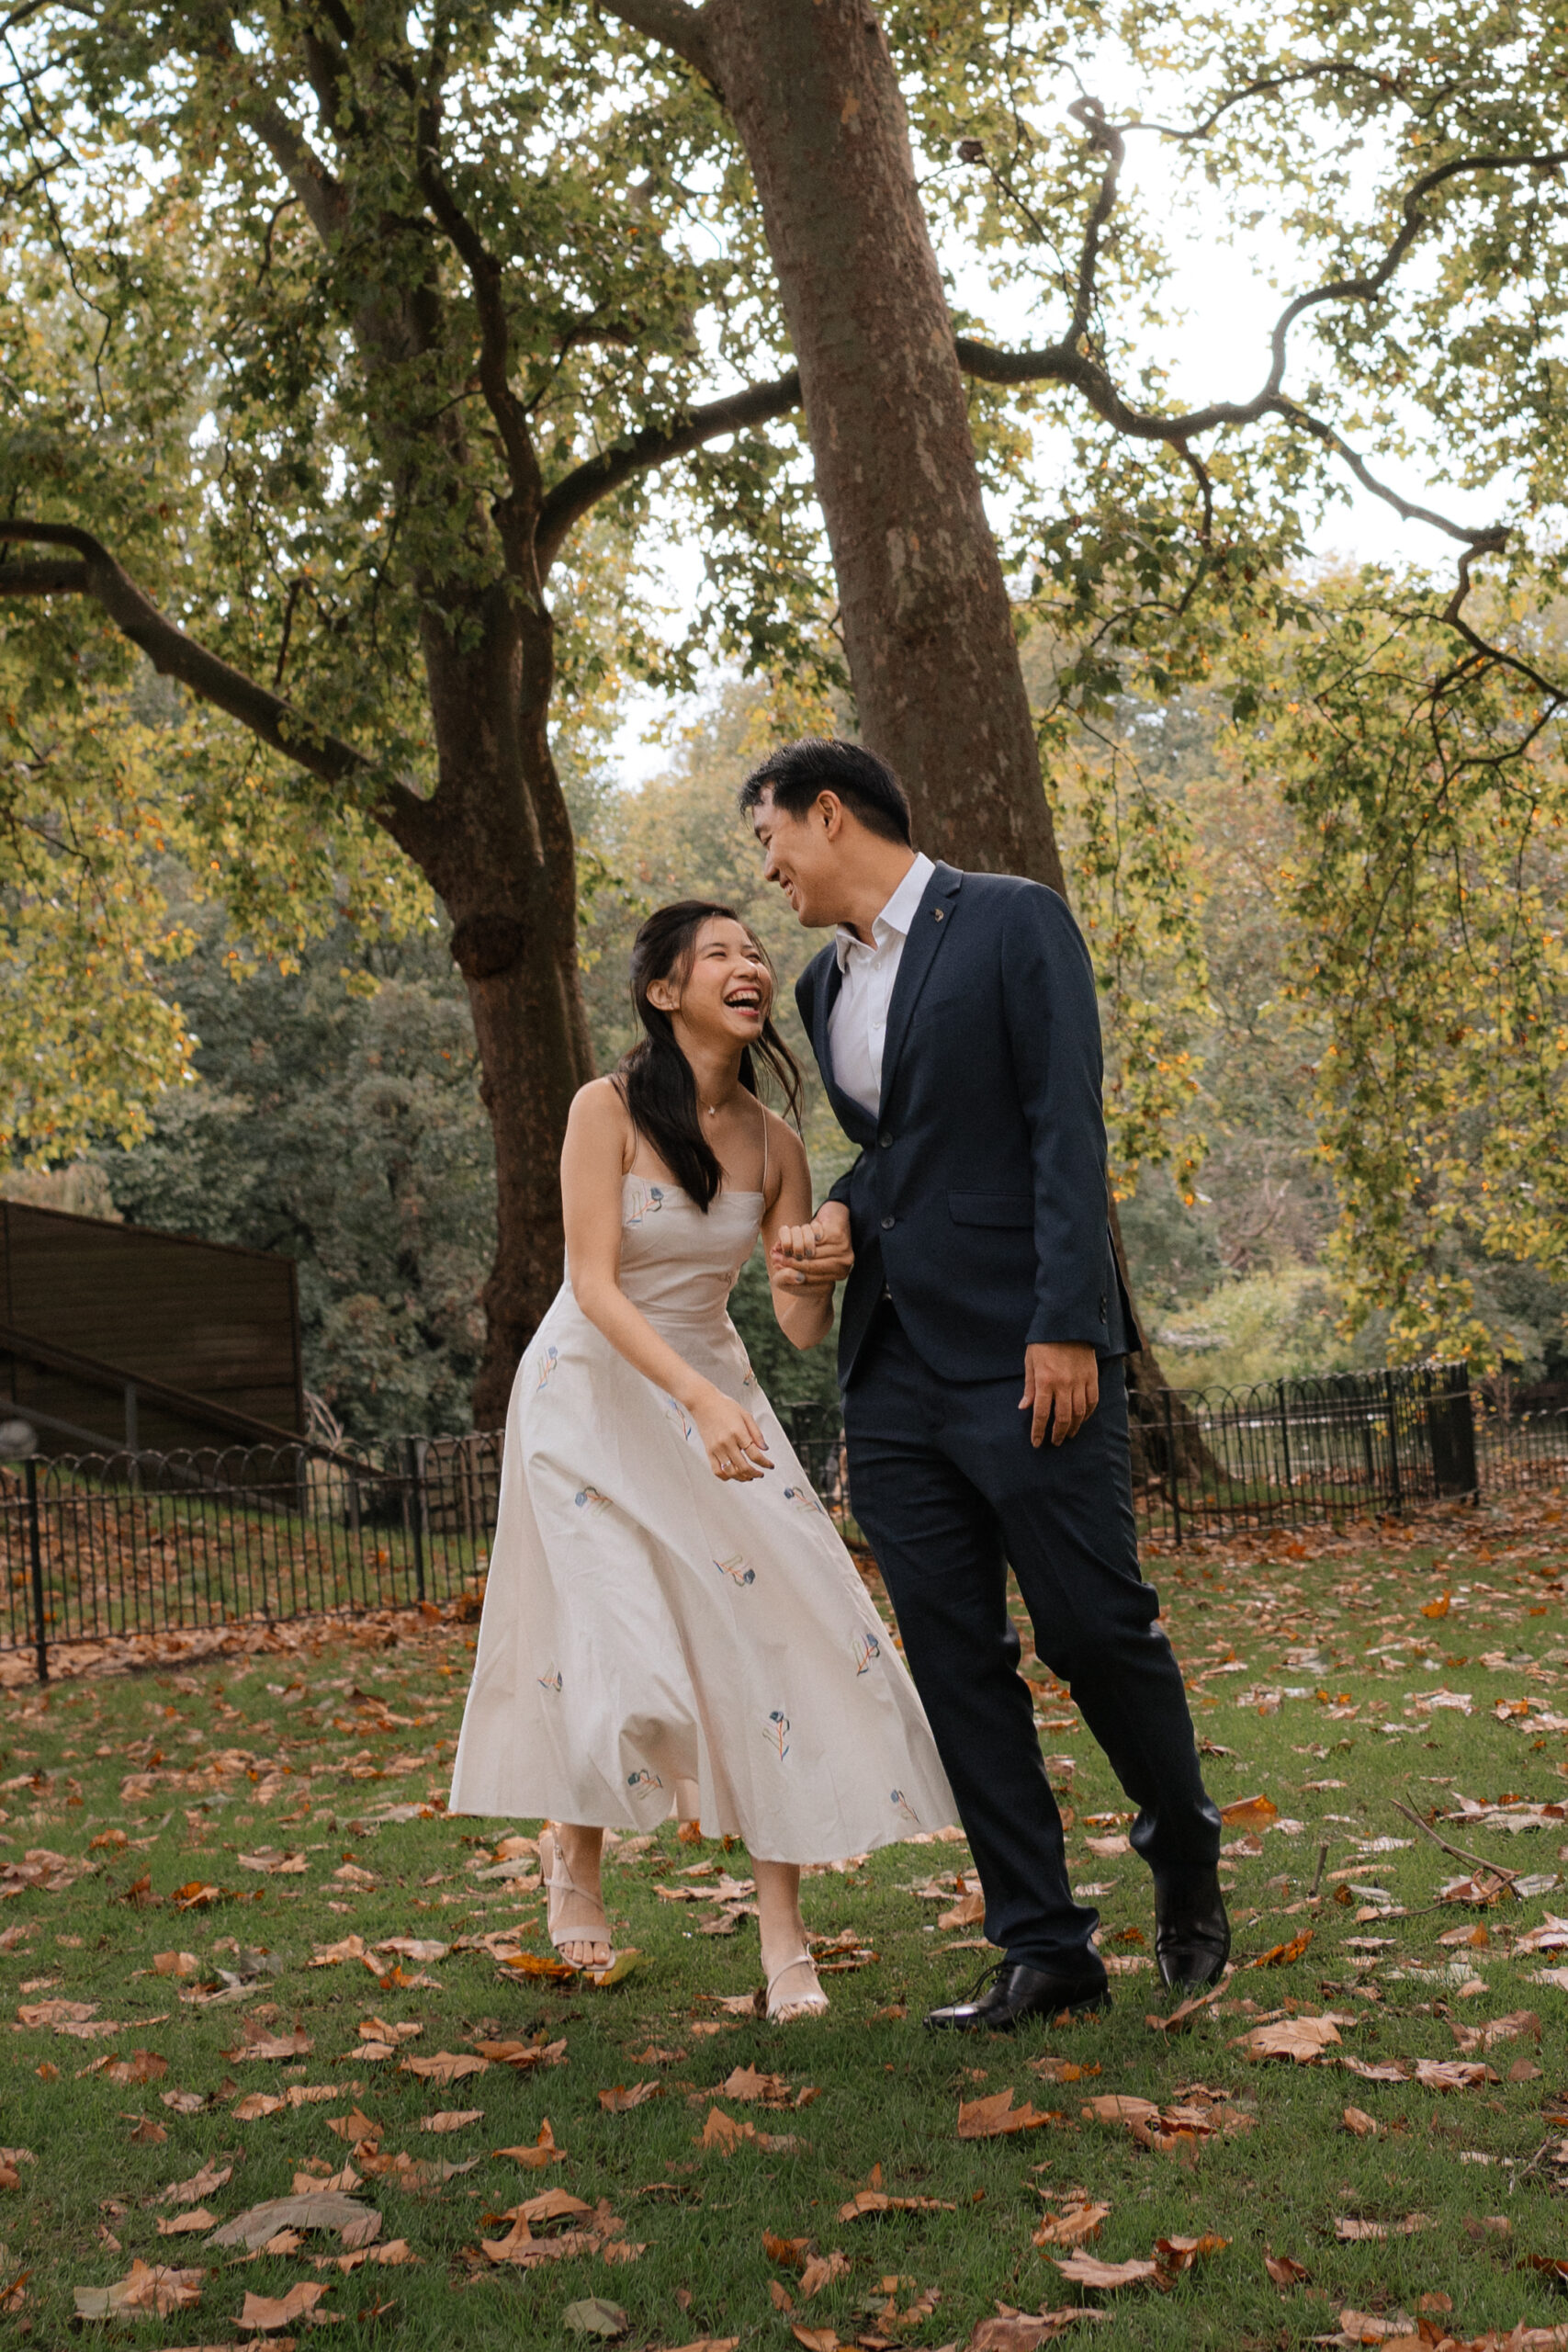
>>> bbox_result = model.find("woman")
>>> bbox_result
[449,900,952,2020]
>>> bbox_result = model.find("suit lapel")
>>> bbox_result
[878,861,963,1106]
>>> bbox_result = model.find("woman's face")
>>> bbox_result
[651,917,773,1047]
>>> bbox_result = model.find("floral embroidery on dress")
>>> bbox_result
[660,1394,694,1440]
[713,1553,755,1588]
[851,1631,881,1676]
[624,1179,666,1227]
[765,1710,790,1759]
[537,1664,562,1692]
[889,1787,922,1824]
[573,1484,611,1515]
[626,1766,663,1792]
[535,1343,559,1389]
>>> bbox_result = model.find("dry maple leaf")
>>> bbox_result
[938,1891,988,1928]
[957,2088,1056,2139]
[969,2316,1109,2351]
[1053,2252,1159,2289]
[325,2109,380,2145]
[160,2088,208,2115]
[471,2035,567,2069]
[1253,1929,1314,1968]
[1450,2009,1540,2054]
[1030,2057,1100,2085]
[1033,2199,1111,2249]
[1220,1793,1278,1830]
[154,2209,218,2237]
[206,2192,382,2253]
[796,2249,850,2300]
[1234,2016,1343,2064]
[493,2120,564,2168]
[698,2106,755,2154]
[422,2109,482,2132]
[100,2051,167,2086]
[762,2230,811,2269]
[598,2084,662,2112]
[400,2051,488,2085]
[1411,2059,1497,2090]
[789,2329,838,2352]
[236,2279,328,2334]
[1334,2213,1429,2242]
[231,2093,283,2120]
[1341,2108,1380,2139]
[1264,2250,1310,2287]
[838,2188,957,2221]
[73,2260,204,2320]
[162,2160,232,2206]
[1081,2094,1160,2126]
[720,2065,793,2105]
[1155,2233,1227,2273]
[223,2020,310,2062]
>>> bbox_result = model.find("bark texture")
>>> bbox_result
[699,0,1066,893]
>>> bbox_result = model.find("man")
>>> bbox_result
[741,736,1227,2031]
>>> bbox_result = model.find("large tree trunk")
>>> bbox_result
[392,589,594,1428]
[699,0,1064,893]
[619,0,1176,1401]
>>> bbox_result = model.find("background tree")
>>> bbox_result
[0,2,815,1420]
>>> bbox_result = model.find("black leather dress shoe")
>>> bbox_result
[1154,1866,1231,1989]
[923,1959,1111,2033]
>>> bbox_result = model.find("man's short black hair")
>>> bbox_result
[738,737,912,846]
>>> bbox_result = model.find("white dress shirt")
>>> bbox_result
[826,852,935,1118]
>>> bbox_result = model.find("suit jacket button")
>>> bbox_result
[878,1132,893,1149]
[881,1216,895,1230]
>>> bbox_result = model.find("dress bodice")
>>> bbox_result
[567,1175,762,1329]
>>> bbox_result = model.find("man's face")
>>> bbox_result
[750,786,845,928]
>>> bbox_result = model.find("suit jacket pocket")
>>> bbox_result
[947,1191,1034,1228]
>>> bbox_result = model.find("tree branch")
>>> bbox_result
[0,522,432,844]
[536,367,801,576]
[596,0,718,89]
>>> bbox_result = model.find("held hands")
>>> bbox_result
[769,1199,853,1294]
[693,1385,774,1483]
[1020,1342,1100,1449]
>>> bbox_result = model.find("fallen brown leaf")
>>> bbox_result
[1033,2199,1111,2249]
[599,2084,662,2112]
[493,2120,565,2168]
[400,2051,488,2085]
[206,2192,381,2253]
[155,2209,219,2236]
[1342,2108,1380,2139]
[957,2087,1056,2139]
[1264,2251,1311,2287]
[1053,2252,1159,2288]
[1234,2016,1343,2063]
[237,2279,327,2333]
[421,2109,482,2132]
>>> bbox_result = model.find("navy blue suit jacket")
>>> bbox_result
[795,861,1137,1387]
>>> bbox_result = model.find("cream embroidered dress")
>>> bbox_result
[448,1175,953,1861]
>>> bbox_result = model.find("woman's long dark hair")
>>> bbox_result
[617,900,804,1210]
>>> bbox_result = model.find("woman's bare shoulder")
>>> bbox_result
[567,1076,635,1152]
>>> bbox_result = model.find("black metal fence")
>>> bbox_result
[3,1366,1565,1677]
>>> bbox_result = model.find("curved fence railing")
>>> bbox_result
[2,1365,1563,1676]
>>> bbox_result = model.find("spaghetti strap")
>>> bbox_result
[760,1098,770,1195]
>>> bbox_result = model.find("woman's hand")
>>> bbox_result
[692,1386,774,1482]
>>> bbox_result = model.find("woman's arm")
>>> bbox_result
[759,1117,834,1351]
[561,1081,773,1481]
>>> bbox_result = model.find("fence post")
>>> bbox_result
[405,1437,427,1605]
[1277,1380,1293,1521]
[1384,1369,1404,1514]
[1162,1387,1182,1548]
[25,1455,47,1685]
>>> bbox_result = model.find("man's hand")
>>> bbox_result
[1020,1341,1100,1449]
[769,1200,853,1294]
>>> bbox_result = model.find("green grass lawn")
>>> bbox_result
[3,1488,1567,2349]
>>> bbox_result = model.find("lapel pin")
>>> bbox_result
[933,909,944,922]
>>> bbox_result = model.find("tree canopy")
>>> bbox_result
[5,0,1568,1390]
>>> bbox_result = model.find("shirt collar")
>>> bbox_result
[833,851,935,972]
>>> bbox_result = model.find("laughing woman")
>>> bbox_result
[449,901,952,2021]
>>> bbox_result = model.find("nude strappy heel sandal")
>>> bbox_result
[765,1951,829,2023]
[539,1825,616,1975]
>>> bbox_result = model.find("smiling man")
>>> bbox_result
[741,736,1226,2030]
